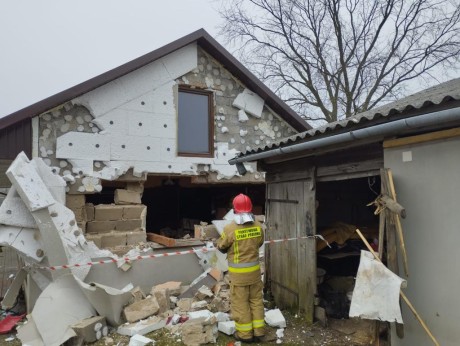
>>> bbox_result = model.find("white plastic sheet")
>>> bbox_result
[349,250,406,323]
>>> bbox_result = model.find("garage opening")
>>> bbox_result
[315,175,381,319]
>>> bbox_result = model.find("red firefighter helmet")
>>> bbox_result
[232,193,253,214]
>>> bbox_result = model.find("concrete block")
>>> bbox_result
[71,315,107,343]
[153,288,170,314]
[154,281,182,296]
[116,219,142,231]
[94,204,124,221]
[180,317,217,346]
[114,189,142,205]
[123,205,147,219]
[191,301,208,311]
[123,296,160,323]
[117,316,166,336]
[218,321,235,335]
[265,308,286,328]
[85,203,95,221]
[176,298,193,312]
[85,233,102,248]
[66,194,86,210]
[101,231,127,248]
[86,220,116,233]
[127,230,147,245]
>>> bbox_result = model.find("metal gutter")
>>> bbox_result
[229,106,460,164]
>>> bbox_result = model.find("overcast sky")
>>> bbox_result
[0,0,223,117]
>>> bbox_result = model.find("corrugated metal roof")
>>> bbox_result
[243,77,460,155]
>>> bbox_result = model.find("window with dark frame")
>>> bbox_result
[177,87,214,157]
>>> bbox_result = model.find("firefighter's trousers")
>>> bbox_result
[231,279,265,340]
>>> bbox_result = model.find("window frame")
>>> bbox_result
[177,85,214,158]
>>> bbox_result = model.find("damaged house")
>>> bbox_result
[0,28,309,247]
[230,78,460,346]
[0,29,309,344]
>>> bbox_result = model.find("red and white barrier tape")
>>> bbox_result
[38,234,329,271]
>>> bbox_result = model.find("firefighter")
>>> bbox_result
[217,193,265,343]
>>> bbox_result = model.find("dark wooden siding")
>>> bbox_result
[0,119,32,187]
[0,119,32,159]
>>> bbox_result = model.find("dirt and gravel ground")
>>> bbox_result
[0,310,386,345]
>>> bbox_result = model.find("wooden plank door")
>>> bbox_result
[265,168,316,322]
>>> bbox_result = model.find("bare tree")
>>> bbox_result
[219,0,460,123]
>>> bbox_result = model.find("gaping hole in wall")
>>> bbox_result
[86,176,265,242]
[315,176,381,320]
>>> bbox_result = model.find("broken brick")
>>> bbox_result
[153,288,170,315]
[123,296,160,323]
[176,298,193,312]
[153,281,182,296]
[71,316,106,343]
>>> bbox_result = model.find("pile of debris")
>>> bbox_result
[0,153,280,345]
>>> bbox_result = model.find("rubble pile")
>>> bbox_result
[116,271,231,345]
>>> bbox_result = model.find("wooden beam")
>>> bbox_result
[387,170,409,277]
[383,127,460,149]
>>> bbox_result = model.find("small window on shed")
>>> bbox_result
[178,87,214,157]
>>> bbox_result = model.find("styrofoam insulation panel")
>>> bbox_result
[68,159,94,176]
[0,226,44,262]
[57,133,111,161]
[6,153,55,212]
[119,81,176,116]
[76,278,133,326]
[232,89,264,118]
[73,44,197,117]
[110,136,161,161]
[0,187,37,229]
[29,275,96,346]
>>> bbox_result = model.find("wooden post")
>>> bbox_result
[387,170,409,276]
[355,229,441,346]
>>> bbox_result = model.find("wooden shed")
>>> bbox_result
[230,78,460,346]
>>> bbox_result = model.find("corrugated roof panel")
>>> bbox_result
[243,77,460,155]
